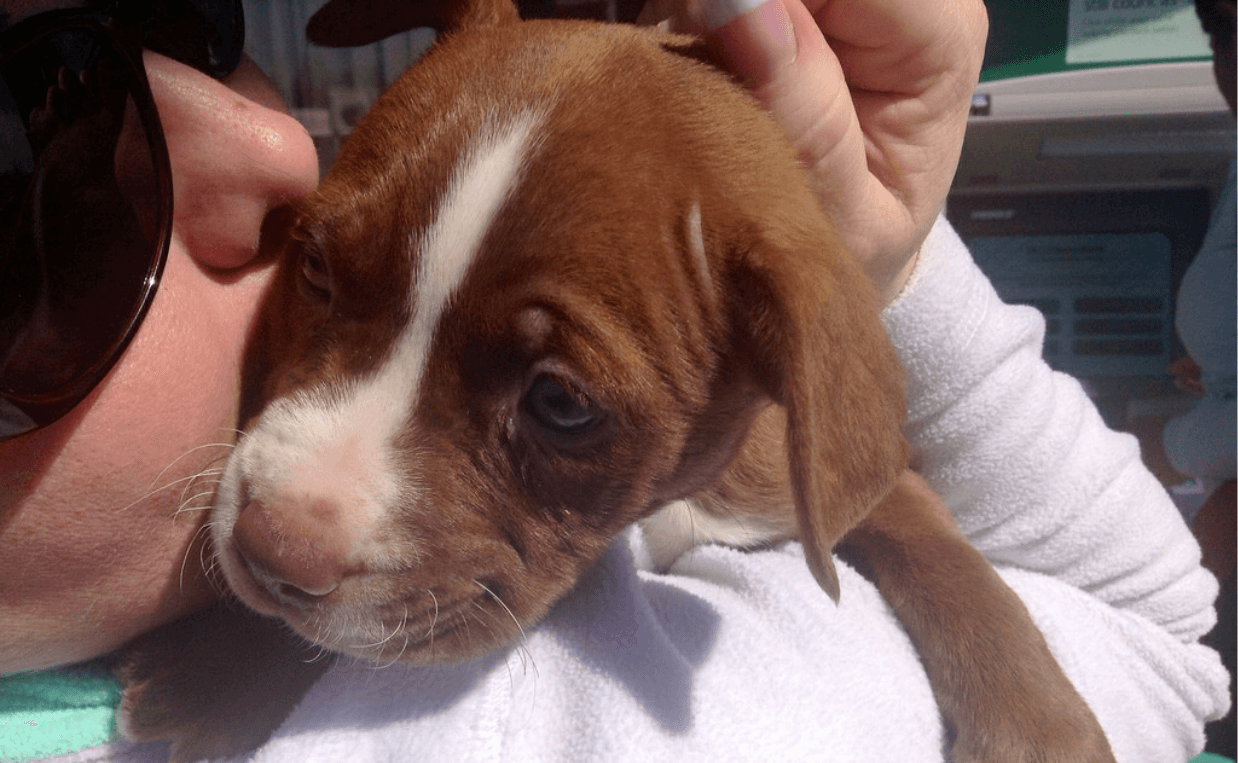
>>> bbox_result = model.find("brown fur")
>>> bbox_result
[116,2,1115,761]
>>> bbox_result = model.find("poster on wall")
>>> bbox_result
[1066,0,1212,64]
[970,233,1174,378]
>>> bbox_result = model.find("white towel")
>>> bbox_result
[57,216,1230,763]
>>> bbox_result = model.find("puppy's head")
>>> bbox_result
[211,0,906,666]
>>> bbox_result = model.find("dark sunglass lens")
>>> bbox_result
[145,0,245,79]
[1,26,166,404]
[0,82,34,296]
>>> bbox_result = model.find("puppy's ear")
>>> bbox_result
[307,0,520,47]
[734,224,908,601]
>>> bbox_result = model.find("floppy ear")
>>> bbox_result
[734,224,909,601]
[307,0,521,47]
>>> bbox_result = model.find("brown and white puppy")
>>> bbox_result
[117,1,1116,761]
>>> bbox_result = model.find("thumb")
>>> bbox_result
[702,0,875,254]
[699,0,799,90]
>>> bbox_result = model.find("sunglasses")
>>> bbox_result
[0,0,244,442]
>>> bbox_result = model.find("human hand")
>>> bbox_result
[642,0,987,304]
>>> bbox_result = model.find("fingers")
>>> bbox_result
[676,0,857,208]
[706,0,857,170]
[703,0,914,299]
[814,0,989,218]
[641,0,987,302]
[703,0,986,300]
[702,0,799,90]
[808,0,986,92]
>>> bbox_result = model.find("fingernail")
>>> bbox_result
[704,0,797,82]
[702,0,767,30]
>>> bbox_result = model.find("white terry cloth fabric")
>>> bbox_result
[56,215,1231,763]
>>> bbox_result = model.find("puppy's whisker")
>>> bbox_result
[114,471,210,514]
[474,580,535,677]
[356,612,402,654]
[395,604,411,662]
[426,589,440,642]
[369,607,411,670]
[175,467,223,508]
[217,426,248,441]
[150,440,235,485]
[307,619,323,645]
[134,442,234,506]
[178,520,217,595]
[172,486,222,516]
[170,504,214,516]
[460,610,474,649]
[291,618,331,665]
[198,526,229,597]
[470,610,517,687]
[114,451,229,515]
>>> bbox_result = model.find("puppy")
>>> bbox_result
[117,1,1116,761]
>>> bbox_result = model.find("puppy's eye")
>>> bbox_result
[299,249,331,301]
[524,375,601,435]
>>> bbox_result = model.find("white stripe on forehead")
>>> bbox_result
[349,112,542,440]
[405,112,542,375]
[397,111,541,395]
[232,113,542,532]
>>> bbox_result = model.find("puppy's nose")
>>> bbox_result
[233,497,352,603]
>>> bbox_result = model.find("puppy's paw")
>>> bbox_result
[115,600,333,763]
[949,688,1116,763]
[952,731,1114,763]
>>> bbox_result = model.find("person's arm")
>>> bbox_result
[688,0,1229,751]
[210,220,1227,763]
[887,217,1219,642]
[59,2,1224,760]
[883,215,1231,759]
[689,0,1221,640]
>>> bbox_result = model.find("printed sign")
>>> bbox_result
[971,233,1174,378]
[1066,0,1212,64]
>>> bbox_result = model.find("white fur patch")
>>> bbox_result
[683,201,717,313]
[641,498,786,571]
[214,114,542,567]
[686,202,708,283]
